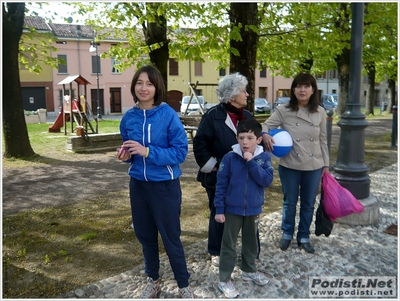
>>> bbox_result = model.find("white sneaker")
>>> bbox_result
[242,271,269,286]
[140,277,161,298]
[217,280,239,298]
[179,285,196,298]
[211,255,219,267]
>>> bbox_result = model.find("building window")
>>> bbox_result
[219,68,226,76]
[57,54,68,74]
[332,89,337,94]
[194,61,202,76]
[330,70,338,79]
[111,58,121,74]
[260,67,267,78]
[169,58,178,75]
[91,55,101,74]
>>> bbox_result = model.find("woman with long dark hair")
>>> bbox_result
[262,73,330,253]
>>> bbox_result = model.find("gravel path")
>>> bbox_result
[58,162,398,298]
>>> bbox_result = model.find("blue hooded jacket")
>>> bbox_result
[214,144,274,216]
[119,103,188,182]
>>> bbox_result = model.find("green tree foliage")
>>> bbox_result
[19,23,59,73]
[257,3,396,115]
[70,2,261,111]
[13,2,397,122]
[363,2,398,114]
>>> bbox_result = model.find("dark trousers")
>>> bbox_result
[206,187,261,257]
[219,213,259,282]
[130,178,190,288]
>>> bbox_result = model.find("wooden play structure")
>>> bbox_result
[55,75,98,135]
[179,81,218,140]
[181,81,206,116]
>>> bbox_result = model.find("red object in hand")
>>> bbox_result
[117,147,128,157]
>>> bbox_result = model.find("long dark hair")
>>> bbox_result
[130,65,166,106]
[287,73,319,112]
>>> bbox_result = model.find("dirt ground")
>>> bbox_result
[3,118,396,216]
[2,117,398,298]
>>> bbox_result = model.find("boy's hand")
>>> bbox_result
[215,214,225,223]
[243,151,253,161]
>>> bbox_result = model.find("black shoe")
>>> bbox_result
[279,239,291,251]
[298,242,315,253]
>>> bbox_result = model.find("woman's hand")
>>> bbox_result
[215,214,225,223]
[322,166,330,174]
[262,133,275,152]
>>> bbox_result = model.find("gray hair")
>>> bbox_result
[216,73,248,104]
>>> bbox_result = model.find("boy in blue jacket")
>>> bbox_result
[214,118,274,298]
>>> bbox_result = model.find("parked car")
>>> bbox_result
[180,95,206,115]
[321,94,338,110]
[254,98,271,114]
[275,97,290,107]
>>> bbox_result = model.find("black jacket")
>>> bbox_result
[193,103,253,188]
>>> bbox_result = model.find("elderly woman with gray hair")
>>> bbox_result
[193,73,260,267]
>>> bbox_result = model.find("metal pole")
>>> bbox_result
[326,108,334,156]
[390,105,397,148]
[95,43,102,120]
[333,2,370,199]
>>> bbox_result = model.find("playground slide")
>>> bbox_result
[48,108,68,133]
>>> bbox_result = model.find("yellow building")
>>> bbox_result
[20,16,55,112]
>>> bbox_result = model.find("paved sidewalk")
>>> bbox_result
[59,163,398,299]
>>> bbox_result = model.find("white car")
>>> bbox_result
[180,95,206,115]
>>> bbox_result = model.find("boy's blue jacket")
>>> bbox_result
[214,144,274,216]
[119,103,188,182]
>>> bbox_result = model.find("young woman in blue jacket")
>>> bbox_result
[117,65,195,299]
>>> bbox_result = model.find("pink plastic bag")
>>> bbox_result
[322,172,364,221]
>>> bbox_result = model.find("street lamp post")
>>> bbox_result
[333,3,379,226]
[89,33,102,120]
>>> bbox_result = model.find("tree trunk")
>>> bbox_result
[333,4,352,116]
[336,52,351,116]
[2,2,35,158]
[365,63,376,115]
[143,3,169,92]
[229,2,259,114]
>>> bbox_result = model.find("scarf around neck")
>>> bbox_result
[224,103,245,126]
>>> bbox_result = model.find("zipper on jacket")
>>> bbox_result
[142,111,148,181]
[244,168,249,216]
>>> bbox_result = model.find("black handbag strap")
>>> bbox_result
[319,178,324,206]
